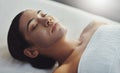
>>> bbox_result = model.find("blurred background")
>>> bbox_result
[53,0,120,22]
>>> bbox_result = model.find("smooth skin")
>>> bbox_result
[19,9,106,73]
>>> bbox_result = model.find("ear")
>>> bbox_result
[24,48,39,58]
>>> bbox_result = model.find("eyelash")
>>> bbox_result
[41,14,47,17]
[30,23,38,31]
[39,11,47,17]
[29,12,48,32]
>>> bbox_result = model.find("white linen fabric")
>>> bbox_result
[78,24,120,73]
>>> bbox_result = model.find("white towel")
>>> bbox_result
[78,24,120,73]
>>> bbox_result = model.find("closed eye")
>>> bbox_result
[38,10,47,17]
[29,23,38,32]
[41,13,47,17]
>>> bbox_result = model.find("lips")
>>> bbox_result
[51,23,57,33]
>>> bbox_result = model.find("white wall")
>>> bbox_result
[54,0,120,22]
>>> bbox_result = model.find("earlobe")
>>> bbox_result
[24,48,39,58]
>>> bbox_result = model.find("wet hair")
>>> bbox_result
[7,11,56,69]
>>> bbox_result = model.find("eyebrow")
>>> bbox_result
[37,10,41,14]
[27,10,41,31]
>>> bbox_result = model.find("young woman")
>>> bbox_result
[7,9,107,73]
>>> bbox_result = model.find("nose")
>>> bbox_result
[38,18,53,27]
[45,18,54,27]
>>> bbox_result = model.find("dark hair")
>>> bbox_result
[7,11,56,69]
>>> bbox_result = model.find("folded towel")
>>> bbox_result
[78,24,120,73]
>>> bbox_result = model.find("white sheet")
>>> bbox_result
[0,0,120,73]
[78,24,120,73]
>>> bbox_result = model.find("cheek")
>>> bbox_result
[32,30,51,47]
[30,26,67,47]
[35,29,50,41]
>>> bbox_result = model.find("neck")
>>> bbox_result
[48,37,81,65]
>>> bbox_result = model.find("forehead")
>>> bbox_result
[19,10,37,32]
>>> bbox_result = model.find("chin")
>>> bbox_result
[60,25,67,35]
[58,28,67,41]
[53,23,67,39]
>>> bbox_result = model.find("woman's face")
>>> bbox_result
[19,9,67,48]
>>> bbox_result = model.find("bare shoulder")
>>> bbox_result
[91,20,107,26]
[81,20,106,34]
[53,64,70,73]
[79,20,107,42]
